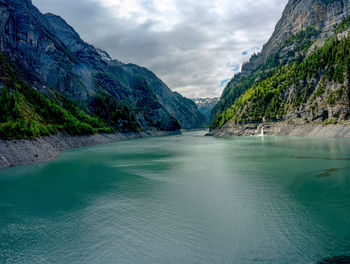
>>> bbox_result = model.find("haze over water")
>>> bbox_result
[1,131,350,263]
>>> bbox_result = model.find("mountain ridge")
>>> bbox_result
[43,11,206,129]
[211,0,350,136]
[0,0,205,140]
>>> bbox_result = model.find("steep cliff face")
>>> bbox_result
[212,0,350,133]
[45,10,205,129]
[0,0,203,139]
[244,0,350,74]
[118,63,206,129]
[0,0,86,98]
[213,0,350,119]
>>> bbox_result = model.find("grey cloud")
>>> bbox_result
[32,0,288,98]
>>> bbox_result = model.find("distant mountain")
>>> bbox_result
[118,63,207,129]
[193,98,220,122]
[211,0,350,133]
[0,0,205,139]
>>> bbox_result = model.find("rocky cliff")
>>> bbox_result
[257,0,350,65]
[211,0,350,136]
[0,0,205,140]
[118,63,206,129]
[44,13,206,129]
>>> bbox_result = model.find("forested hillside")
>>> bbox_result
[0,53,139,139]
[211,0,350,131]
[0,0,204,140]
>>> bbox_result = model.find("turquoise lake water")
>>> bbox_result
[1,131,350,263]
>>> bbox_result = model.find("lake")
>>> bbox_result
[1,130,350,263]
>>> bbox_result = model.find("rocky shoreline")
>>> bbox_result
[209,122,350,138]
[0,130,180,170]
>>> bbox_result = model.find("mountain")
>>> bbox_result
[44,13,205,129]
[193,97,220,122]
[211,0,350,134]
[117,63,207,129]
[0,0,204,140]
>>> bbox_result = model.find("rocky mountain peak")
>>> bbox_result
[0,0,206,134]
[212,0,350,131]
[243,0,350,74]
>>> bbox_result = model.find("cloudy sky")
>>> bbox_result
[32,0,288,98]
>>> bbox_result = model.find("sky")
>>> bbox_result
[32,0,288,98]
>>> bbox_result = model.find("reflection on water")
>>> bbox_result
[316,168,344,178]
[1,131,350,263]
[292,156,350,161]
[318,255,350,264]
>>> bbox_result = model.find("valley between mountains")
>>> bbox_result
[1,0,350,169]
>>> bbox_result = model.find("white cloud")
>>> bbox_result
[32,0,288,98]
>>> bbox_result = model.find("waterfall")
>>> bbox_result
[259,126,264,137]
